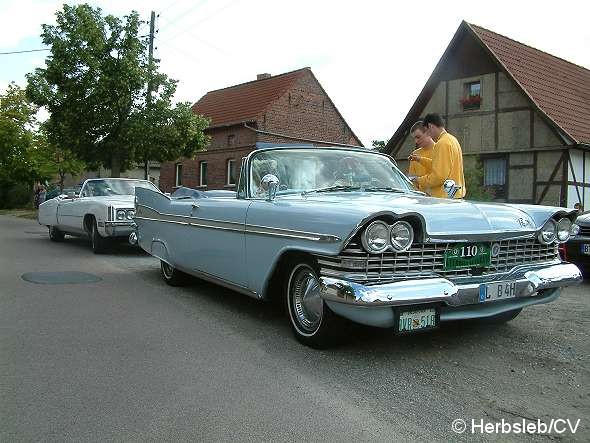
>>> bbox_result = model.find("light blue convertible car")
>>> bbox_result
[134,147,582,347]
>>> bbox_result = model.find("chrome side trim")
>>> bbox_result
[136,204,340,242]
[319,262,581,307]
[245,224,341,242]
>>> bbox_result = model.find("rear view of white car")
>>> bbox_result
[38,178,158,253]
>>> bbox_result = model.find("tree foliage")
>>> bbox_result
[464,160,495,201]
[371,139,389,152]
[26,3,209,177]
[0,83,38,187]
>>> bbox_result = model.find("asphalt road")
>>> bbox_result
[1,215,589,442]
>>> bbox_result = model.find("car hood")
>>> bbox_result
[269,192,575,242]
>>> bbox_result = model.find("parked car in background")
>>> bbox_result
[564,211,590,274]
[134,146,582,348]
[38,178,159,253]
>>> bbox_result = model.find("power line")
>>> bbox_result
[0,48,49,55]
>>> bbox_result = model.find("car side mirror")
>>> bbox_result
[443,179,461,199]
[67,191,76,199]
[261,174,279,201]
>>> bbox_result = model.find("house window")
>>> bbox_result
[227,134,235,146]
[461,81,481,111]
[227,159,236,186]
[175,163,182,187]
[483,156,507,198]
[199,161,208,187]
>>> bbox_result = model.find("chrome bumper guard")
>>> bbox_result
[319,262,582,308]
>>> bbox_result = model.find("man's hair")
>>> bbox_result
[423,113,444,128]
[410,121,425,134]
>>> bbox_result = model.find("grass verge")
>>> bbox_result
[0,209,38,220]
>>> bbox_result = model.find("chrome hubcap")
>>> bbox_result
[290,266,323,333]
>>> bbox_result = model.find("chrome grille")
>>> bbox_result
[578,225,590,237]
[318,239,559,284]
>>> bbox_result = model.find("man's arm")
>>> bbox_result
[416,142,452,189]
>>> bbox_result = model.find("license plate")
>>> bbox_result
[396,307,439,334]
[479,281,517,303]
[444,243,491,271]
[582,244,590,255]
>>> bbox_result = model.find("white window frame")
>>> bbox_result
[227,159,236,186]
[199,161,208,187]
[175,163,182,187]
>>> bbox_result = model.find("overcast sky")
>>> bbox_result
[1,0,589,147]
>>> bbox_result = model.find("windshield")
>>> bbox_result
[249,149,411,197]
[81,179,158,197]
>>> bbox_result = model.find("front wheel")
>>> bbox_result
[160,260,188,286]
[91,219,109,254]
[284,260,342,348]
[48,225,65,242]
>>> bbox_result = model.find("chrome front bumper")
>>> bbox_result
[319,262,582,327]
[104,221,135,237]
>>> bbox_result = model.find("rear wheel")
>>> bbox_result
[160,260,188,286]
[284,259,342,348]
[48,225,65,242]
[91,219,109,254]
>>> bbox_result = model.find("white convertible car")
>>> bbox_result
[38,178,159,253]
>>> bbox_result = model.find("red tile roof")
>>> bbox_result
[469,23,590,144]
[192,68,308,127]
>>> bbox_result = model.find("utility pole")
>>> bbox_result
[144,10,156,180]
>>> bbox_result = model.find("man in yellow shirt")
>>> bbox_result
[411,113,466,199]
[407,120,435,194]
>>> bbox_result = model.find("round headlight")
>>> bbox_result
[116,209,126,220]
[361,221,390,253]
[538,219,557,244]
[390,221,414,251]
[126,209,135,220]
[556,218,572,243]
[570,223,580,236]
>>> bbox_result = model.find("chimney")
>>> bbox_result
[257,73,271,80]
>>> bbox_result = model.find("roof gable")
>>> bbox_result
[470,23,590,145]
[192,68,307,127]
[386,21,590,153]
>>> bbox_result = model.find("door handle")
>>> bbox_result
[191,203,199,210]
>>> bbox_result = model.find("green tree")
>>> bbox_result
[371,139,389,152]
[31,128,86,191]
[126,77,209,179]
[26,4,209,177]
[0,83,38,207]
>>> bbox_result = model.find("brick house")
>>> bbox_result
[386,21,590,208]
[159,67,362,192]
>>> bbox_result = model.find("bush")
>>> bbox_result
[464,161,495,202]
[0,182,33,209]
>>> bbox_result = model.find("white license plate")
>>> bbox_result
[479,281,516,303]
[397,308,438,333]
[582,244,590,255]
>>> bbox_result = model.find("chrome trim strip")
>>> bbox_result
[245,224,341,242]
[135,216,190,226]
[136,204,340,242]
[319,262,581,307]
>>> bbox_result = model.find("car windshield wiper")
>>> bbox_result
[363,186,406,193]
[302,185,361,195]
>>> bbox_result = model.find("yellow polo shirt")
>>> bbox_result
[416,130,466,199]
[408,146,434,193]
